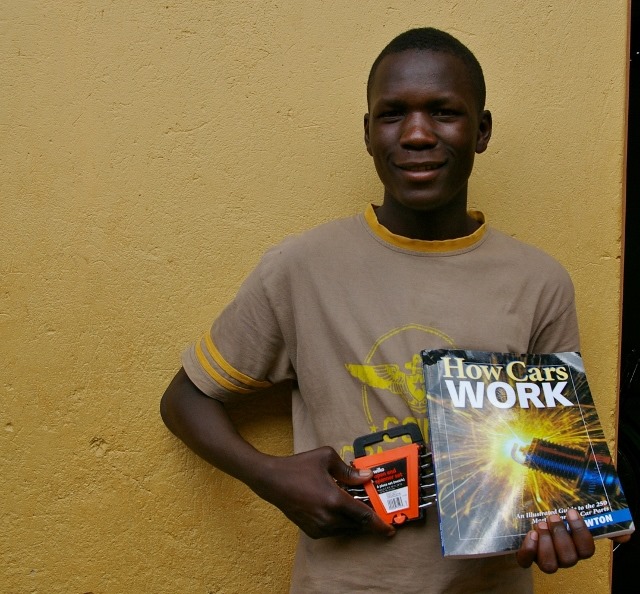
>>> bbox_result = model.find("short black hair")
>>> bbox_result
[367,27,486,111]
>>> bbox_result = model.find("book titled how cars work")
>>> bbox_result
[421,349,635,558]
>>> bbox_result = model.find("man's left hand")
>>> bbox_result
[516,508,598,573]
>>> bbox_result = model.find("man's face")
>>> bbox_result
[364,50,492,215]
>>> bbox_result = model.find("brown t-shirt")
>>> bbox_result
[182,206,579,593]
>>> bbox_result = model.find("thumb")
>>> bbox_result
[328,455,372,486]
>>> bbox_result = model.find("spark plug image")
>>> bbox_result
[511,438,619,495]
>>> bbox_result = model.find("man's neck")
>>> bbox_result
[374,200,479,241]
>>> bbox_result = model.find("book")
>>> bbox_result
[420,349,636,558]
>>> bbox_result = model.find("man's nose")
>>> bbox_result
[400,113,437,148]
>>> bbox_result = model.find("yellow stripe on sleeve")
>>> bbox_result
[203,332,272,389]
[195,339,254,394]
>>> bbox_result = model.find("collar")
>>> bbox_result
[364,204,487,253]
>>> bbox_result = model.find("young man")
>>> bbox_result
[161,27,626,592]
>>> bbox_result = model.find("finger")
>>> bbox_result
[546,513,579,568]
[340,496,396,537]
[534,520,559,574]
[565,508,595,559]
[311,489,396,538]
[286,487,387,540]
[327,452,372,486]
[516,530,538,568]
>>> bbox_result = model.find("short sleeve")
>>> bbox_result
[528,275,581,354]
[181,250,296,401]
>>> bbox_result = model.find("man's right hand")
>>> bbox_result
[250,447,397,539]
[161,368,395,540]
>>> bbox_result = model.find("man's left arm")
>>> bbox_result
[521,275,632,571]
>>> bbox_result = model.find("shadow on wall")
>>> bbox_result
[612,350,640,593]
[614,3,640,592]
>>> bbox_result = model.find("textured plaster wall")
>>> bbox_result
[1,1,629,593]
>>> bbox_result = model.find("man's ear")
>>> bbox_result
[475,110,492,154]
[364,113,372,156]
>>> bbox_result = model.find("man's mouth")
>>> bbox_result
[397,162,444,172]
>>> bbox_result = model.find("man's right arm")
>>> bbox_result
[160,367,396,539]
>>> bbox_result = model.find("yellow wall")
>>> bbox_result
[1,1,629,592]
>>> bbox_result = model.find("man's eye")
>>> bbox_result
[378,110,402,120]
[433,110,457,118]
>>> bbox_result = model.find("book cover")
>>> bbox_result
[421,349,635,558]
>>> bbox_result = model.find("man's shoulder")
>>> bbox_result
[266,212,363,256]
[246,212,365,293]
[484,227,572,280]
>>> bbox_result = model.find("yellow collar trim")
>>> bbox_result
[364,204,486,253]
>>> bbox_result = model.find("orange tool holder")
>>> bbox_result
[350,423,433,526]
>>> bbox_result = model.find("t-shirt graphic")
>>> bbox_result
[342,324,455,459]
